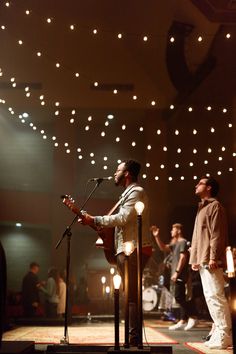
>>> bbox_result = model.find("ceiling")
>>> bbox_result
[0,0,229,113]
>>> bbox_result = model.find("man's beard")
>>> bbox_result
[115,173,125,186]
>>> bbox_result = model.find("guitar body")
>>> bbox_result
[97,227,116,265]
[62,196,116,265]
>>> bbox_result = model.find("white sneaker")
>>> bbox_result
[208,332,232,349]
[184,318,198,331]
[169,321,186,330]
[204,329,218,347]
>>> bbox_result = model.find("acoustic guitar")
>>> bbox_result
[62,195,116,265]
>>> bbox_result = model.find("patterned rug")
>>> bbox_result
[185,342,233,354]
[3,324,177,345]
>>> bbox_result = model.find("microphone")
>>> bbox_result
[89,176,113,182]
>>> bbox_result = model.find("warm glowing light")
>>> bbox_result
[155,176,159,180]
[117,33,122,39]
[210,127,215,133]
[170,36,175,42]
[180,176,184,180]
[175,164,179,168]
[177,148,181,153]
[193,149,197,154]
[116,137,120,142]
[156,129,161,135]
[204,160,208,164]
[142,174,147,179]
[146,163,150,167]
[123,241,135,256]
[160,164,165,169]
[147,145,151,150]
[101,276,106,284]
[198,36,203,42]
[143,36,148,41]
[132,141,136,147]
[93,29,98,34]
[208,148,212,153]
[223,108,227,113]
[226,246,235,277]
[113,274,122,290]
[133,95,137,100]
[122,124,126,130]
[175,130,179,135]
[37,52,42,56]
[226,33,231,39]
[134,202,145,216]
[139,127,143,131]
[170,104,174,110]
[107,114,114,120]
[193,129,197,135]
[168,177,173,181]
[163,146,167,151]
[207,106,212,111]
[113,89,118,94]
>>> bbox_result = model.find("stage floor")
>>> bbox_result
[2,318,233,354]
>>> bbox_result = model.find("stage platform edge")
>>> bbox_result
[46,344,172,354]
[0,341,35,354]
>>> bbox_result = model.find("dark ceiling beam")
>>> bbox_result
[191,0,236,23]
[164,21,216,118]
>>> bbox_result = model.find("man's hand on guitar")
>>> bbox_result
[62,195,95,226]
[78,211,95,226]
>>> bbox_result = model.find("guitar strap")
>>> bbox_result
[107,198,122,216]
[107,185,137,216]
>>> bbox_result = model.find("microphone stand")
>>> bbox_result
[55,179,104,345]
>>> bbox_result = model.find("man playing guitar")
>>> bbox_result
[79,159,152,346]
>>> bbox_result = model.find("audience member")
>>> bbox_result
[57,271,66,317]
[21,262,40,317]
[39,267,59,318]
[0,241,6,347]
[151,224,198,331]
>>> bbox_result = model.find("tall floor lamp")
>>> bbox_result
[226,246,236,349]
[113,274,122,351]
[134,201,145,349]
[123,241,135,348]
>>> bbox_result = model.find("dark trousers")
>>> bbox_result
[45,301,58,318]
[116,250,150,342]
[174,280,196,321]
